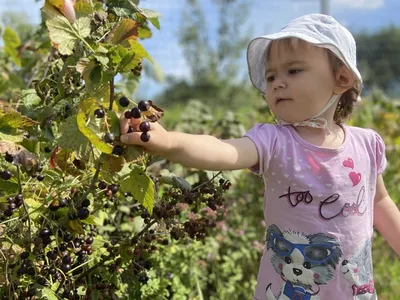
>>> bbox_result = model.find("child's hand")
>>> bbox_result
[119,115,172,156]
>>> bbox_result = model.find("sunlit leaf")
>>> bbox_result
[41,2,91,55]
[77,111,113,154]
[105,19,139,45]
[57,116,101,161]
[0,102,39,129]
[120,166,154,213]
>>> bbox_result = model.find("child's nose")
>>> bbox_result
[272,76,287,90]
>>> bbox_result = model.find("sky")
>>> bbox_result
[1,0,399,98]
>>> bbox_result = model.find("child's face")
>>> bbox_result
[265,39,337,123]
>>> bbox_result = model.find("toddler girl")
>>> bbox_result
[120,13,400,300]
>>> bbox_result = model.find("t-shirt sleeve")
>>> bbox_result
[372,130,387,175]
[243,123,277,176]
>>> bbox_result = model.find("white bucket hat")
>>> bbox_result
[247,13,363,98]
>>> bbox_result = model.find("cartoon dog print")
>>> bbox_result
[341,239,376,299]
[265,224,343,300]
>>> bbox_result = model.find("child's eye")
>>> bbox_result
[266,76,275,82]
[289,69,302,75]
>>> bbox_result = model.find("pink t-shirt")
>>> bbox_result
[244,124,387,300]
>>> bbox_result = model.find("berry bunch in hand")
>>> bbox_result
[120,100,166,148]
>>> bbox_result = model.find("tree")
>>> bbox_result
[355,26,400,94]
[155,0,261,110]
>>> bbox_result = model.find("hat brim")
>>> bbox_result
[247,32,362,94]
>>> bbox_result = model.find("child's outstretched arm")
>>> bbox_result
[373,175,400,257]
[119,116,259,171]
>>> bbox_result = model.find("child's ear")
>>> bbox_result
[333,66,355,94]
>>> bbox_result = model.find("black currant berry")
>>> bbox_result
[98,181,107,190]
[119,96,130,107]
[64,233,73,243]
[39,228,51,239]
[139,121,150,132]
[130,107,141,119]
[86,236,94,244]
[61,264,71,273]
[60,198,69,207]
[124,110,132,119]
[27,288,36,297]
[5,152,13,163]
[104,133,115,144]
[49,266,56,275]
[44,146,52,153]
[20,252,29,260]
[37,276,46,286]
[1,170,12,180]
[138,100,150,111]
[78,207,90,220]
[4,209,13,217]
[140,132,150,143]
[37,174,45,181]
[15,194,24,202]
[94,108,105,118]
[81,199,90,207]
[112,145,124,156]
[62,254,71,265]
[108,184,119,195]
[127,126,134,133]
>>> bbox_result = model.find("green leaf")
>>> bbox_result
[74,0,94,18]
[41,2,92,55]
[120,166,154,213]
[141,9,161,30]
[80,214,101,226]
[3,27,21,66]
[38,287,58,300]
[159,169,192,192]
[76,112,113,154]
[128,40,153,63]
[138,27,152,39]
[57,116,101,161]
[21,89,41,108]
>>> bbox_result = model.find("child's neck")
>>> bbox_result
[294,123,345,149]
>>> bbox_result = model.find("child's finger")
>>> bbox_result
[129,117,142,131]
[120,132,144,145]
[120,115,131,134]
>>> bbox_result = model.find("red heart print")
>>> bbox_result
[349,172,361,186]
[343,158,354,169]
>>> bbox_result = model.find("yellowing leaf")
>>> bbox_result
[0,102,39,129]
[77,111,113,154]
[120,167,154,213]
[105,19,139,45]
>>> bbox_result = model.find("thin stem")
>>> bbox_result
[109,77,115,111]
[17,165,32,249]
[77,161,102,207]
[0,249,9,288]
[191,171,222,192]
[133,219,157,240]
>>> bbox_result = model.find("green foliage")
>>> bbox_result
[355,26,400,94]
[0,1,233,299]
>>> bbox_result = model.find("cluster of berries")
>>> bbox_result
[120,97,152,143]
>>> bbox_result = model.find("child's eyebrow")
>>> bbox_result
[265,60,307,74]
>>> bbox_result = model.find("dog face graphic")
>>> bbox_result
[267,224,343,286]
[341,259,360,283]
